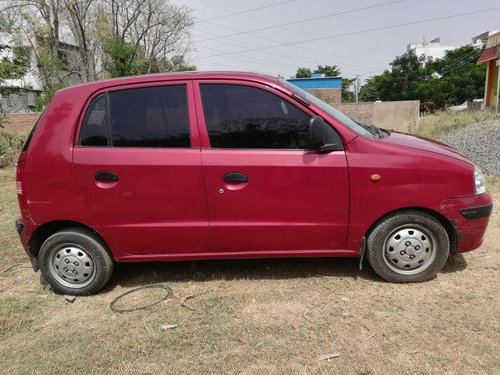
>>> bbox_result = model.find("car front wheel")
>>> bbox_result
[367,210,450,283]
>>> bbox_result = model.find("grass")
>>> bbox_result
[413,110,495,140]
[0,128,499,373]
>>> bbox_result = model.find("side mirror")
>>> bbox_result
[307,116,343,153]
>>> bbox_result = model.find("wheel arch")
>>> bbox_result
[28,220,114,259]
[365,207,457,254]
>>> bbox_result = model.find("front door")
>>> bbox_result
[195,82,349,253]
[73,82,209,255]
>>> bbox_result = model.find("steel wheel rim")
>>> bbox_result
[382,224,437,275]
[48,244,96,289]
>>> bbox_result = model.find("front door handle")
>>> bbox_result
[95,170,119,182]
[223,172,248,183]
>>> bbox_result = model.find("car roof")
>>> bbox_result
[58,71,281,94]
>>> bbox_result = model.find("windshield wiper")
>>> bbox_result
[356,122,387,139]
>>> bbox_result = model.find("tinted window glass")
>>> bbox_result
[200,84,311,149]
[109,85,190,148]
[80,94,109,146]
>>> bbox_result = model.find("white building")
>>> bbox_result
[0,32,41,113]
[0,31,82,113]
[407,38,459,61]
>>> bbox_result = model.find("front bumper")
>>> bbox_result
[437,193,493,253]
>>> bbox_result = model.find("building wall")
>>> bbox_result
[407,40,458,60]
[485,60,498,107]
[372,101,420,132]
[306,88,342,105]
[287,77,342,90]
[2,113,40,133]
[336,102,374,124]
[336,101,420,133]
[0,90,39,114]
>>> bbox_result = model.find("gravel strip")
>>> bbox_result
[440,119,500,175]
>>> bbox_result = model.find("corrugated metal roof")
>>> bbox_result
[477,45,500,64]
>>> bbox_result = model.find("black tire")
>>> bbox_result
[367,210,450,283]
[38,228,114,295]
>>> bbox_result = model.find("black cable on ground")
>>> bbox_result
[109,284,173,313]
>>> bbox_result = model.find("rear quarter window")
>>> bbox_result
[80,94,109,147]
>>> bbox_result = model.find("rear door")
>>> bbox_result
[73,81,209,256]
[194,81,350,253]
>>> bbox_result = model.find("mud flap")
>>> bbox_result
[359,236,366,270]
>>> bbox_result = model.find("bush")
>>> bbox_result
[0,131,27,168]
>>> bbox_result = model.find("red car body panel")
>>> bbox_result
[15,72,492,265]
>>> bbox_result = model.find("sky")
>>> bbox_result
[170,0,500,80]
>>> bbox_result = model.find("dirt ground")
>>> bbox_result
[0,167,498,375]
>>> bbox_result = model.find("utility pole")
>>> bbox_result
[355,75,360,103]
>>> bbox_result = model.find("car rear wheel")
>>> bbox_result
[367,211,450,283]
[38,228,114,295]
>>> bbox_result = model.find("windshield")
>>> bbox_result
[279,78,373,138]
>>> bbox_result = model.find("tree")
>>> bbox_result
[0,20,30,117]
[358,46,486,112]
[427,45,486,105]
[341,77,355,102]
[105,0,194,75]
[295,67,311,78]
[314,65,340,77]
[103,36,144,77]
[0,0,195,101]
[63,0,98,81]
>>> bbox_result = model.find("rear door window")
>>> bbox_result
[109,85,190,148]
[80,85,190,148]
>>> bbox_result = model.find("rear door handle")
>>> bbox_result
[95,171,119,182]
[223,172,248,183]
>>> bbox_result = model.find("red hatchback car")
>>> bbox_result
[16,72,492,295]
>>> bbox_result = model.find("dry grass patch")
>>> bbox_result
[0,168,499,374]
[414,111,495,139]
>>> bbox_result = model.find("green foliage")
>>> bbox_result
[295,67,312,78]
[295,65,341,79]
[175,64,196,72]
[103,37,146,78]
[314,65,340,77]
[0,131,27,168]
[0,46,30,81]
[359,46,486,111]
[103,38,196,77]
[342,77,355,102]
[36,80,67,110]
[426,46,486,106]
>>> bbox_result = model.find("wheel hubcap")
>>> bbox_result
[49,245,95,288]
[383,225,436,275]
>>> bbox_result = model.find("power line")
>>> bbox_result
[196,45,301,70]
[196,20,389,67]
[193,27,387,71]
[196,0,409,43]
[438,49,483,75]
[197,7,500,60]
[196,0,297,23]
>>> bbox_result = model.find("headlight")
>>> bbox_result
[474,165,486,195]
